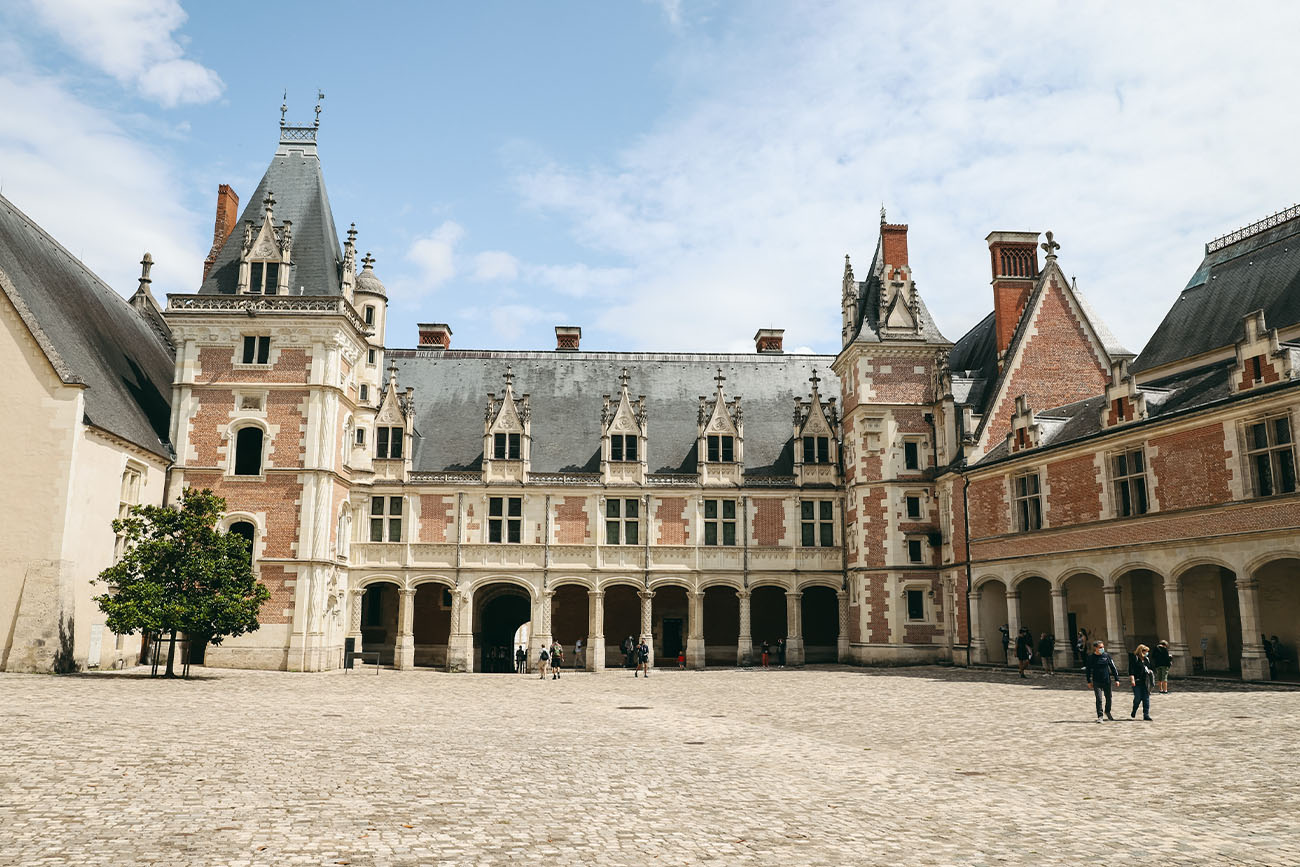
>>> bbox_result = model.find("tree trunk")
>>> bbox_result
[165,629,177,678]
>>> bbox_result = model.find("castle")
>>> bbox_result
[3,116,1296,680]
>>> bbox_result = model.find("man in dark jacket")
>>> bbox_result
[1085,640,1120,722]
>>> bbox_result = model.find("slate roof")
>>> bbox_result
[0,194,174,458]
[949,311,997,414]
[198,135,344,297]
[1133,210,1300,373]
[390,350,838,476]
[976,360,1249,465]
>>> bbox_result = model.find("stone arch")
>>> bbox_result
[750,585,787,653]
[549,575,596,591]
[1253,555,1300,680]
[1015,575,1053,644]
[228,418,269,476]
[221,511,263,563]
[801,584,840,663]
[1172,557,1237,586]
[648,575,694,593]
[602,582,642,667]
[651,583,690,665]
[973,577,1008,664]
[596,576,644,593]
[466,574,537,599]
[795,576,842,592]
[358,578,402,665]
[702,583,740,666]
[411,579,454,669]
[1061,571,1105,661]
[748,577,794,592]
[1175,560,1242,674]
[472,580,535,673]
[356,573,404,590]
[1106,561,1166,586]
[550,582,590,665]
[1114,567,1167,653]
[972,573,1006,593]
[697,576,744,592]
[1244,550,1300,576]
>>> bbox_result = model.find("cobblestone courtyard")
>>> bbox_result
[2,665,1297,866]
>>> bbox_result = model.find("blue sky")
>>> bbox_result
[3,1,1300,355]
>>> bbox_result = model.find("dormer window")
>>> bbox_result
[376,425,404,460]
[706,434,735,463]
[249,261,279,295]
[610,434,638,462]
[494,432,521,460]
[803,436,831,464]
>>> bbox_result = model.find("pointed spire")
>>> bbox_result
[262,191,276,221]
[280,90,287,128]
[137,252,153,290]
[387,361,399,390]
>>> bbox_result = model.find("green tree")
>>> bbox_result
[94,488,270,677]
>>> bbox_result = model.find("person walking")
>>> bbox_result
[574,637,584,670]
[1075,628,1089,666]
[1085,639,1120,722]
[1129,644,1154,720]
[623,635,635,670]
[761,640,771,670]
[1151,639,1173,694]
[1263,633,1277,679]
[515,645,527,674]
[1015,627,1033,678]
[777,638,786,668]
[1038,632,1055,674]
[635,640,650,677]
[537,645,549,680]
[999,625,1011,664]
[550,641,564,680]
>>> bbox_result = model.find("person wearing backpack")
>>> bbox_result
[537,645,549,680]
[550,641,564,680]
[1151,639,1173,694]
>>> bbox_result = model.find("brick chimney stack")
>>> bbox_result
[985,231,1041,358]
[880,221,909,268]
[555,326,581,351]
[754,328,784,353]
[417,323,452,349]
[202,184,240,280]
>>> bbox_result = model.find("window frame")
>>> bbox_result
[240,335,271,365]
[802,435,831,465]
[248,261,280,295]
[905,588,927,622]
[1012,470,1043,532]
[706,434,735,463]
[702,498,738,546]
[376,425,404,460]
[903,439,921,471]
[605,498,641,545]
[369,495,403,543]
[493,432,522,460]
[1244,414,1297,498]
[907,538,924,564]
[905,494,922,520]
[799,499,835,547]
[488,496,523,544]
[232,425,265,476]
[609,434,639,462]
[1110,446,1150,517]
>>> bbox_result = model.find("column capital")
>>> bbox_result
[1049,587,1065,598]
[785,588,802,598]
[1235,576,1258,591]
[350,586,365,598]
[737,587,751,600]
[638,588,656,600]
[1005,589,1020,600]
[1103,584,1121,596]
[587,588,605,598]
[399,587,416,598]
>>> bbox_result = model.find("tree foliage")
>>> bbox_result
[94,488,270,676]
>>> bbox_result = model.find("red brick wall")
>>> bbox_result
[554,496,590,544]
[187,389,306,469]
[983,280,1109,449]
[253,564,294,624]
[656,497,688,545]
[968,476,1009,537]
[848,602,862,642]
[1046,454,1101,526]
[854,485,886,568]
[863,575,889,642]
[196,345,311,384]
[419,495,454,543]
[752,498,785,546]
[869,355,935,404]
[1150,423,1232,510]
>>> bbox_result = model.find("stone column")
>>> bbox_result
[1004,590,1020,666]
[446,589,471,672]
[686,589,706,669]
[1236,577,1270,681]
[785,589,804,666]
[1162,579,1191,677]
[1103,585,1125,671]
[1051,588,1071,671]
[348,587,364,646]
[737,589,753,666]
[836,589,850,663]
[638,589,655,670]
[395,587,416,670]
[587,589,605,672]
[532,589,554,665]
[968,589,986,664]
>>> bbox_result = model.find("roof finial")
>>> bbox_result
[880,203,887,224]
[1041,230,1060,260]
[280,90,287,128]
[314,89,324,127]
[619,367,631,390]
[387,361,398,386]
[138,252,153,287]
[361,251,375,270]
[503,365,515,389]
[263,191,276,217]
[808,368,820,393]
[714,368,726,391]
[347,223,357,245]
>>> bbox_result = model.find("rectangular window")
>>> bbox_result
[1246,415,1297,497]
[364,305,375,325]
[903,440,920,470]
[907,539,923,563]
[369,496,402,542]
[703,499,737,546]
[610,434,638,462]
[800,500,835,547]
[706,434,735,463]
[1013,472,1043,531]
[489,496,523,543]
[905,495,921,519]
[605,498,641,545]
[803,435,831,464]
[355,427,366,446]
[493,432,522,460]
[367,349,376,365]
[376,426,404,459]
[114,466,143,561]
[249,261,279,294]
[906,589,925,621]
[1112,447,1149,517]
[241,335,270,365]
[359,384,369,402]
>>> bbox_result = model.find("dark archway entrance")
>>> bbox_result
[702,586,738,666]
[750,586,787,660]
[652,585,688,665]
[1116,569,1166,654]
[1180,565,1242,674]
[1017,576,1053,642]
[802,586,839,662]
[603,584,641,669]
[361,581,400,665]
[1256,557,1300,680]
[551,584,590,668]
[474,583,531,673]
[413,583,453,668]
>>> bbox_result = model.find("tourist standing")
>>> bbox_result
[1085,640,1120,722]
[1038,632,1055,674]
[575,637,584,670]
[623,635,635,669]
[1129,644,1154,720]
[677,648,686,669]
[999,624,1011,663]
[1151,640,1172,693]
[761,640,771,669]
[537,645,549,680]
[777,638,786,668]
[550,641,564,680]
[1263,633,1277,679]
[515,645,527,674]
[635,640,650,677]
[1015,627,1033,678]
[1075,628,1089,666]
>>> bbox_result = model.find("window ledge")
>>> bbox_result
[226,474,266,482]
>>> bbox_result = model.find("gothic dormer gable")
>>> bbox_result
[794,369,838,483]
[602,367,648,484]
[1099,358,1149,429]
[376,364,413,426]
[884,289,918,332]
[1007,394,1042,453]
[698,369,742,442]
[602,369,648,437]
[1231,310,1295,392]
[484,366,531,481]
[237,192,293,295]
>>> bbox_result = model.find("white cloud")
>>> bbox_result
[405,221,465,292]
[514,2,1300,354]
[471,250,519,282]
[0,42,204,301]
[28,0,222,106]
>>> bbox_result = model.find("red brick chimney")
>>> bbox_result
[985,232,1040,357]
[202,184,240,280]
[418,323,452,349]
[754,328,784,353]
[555,326,581,351]
[880,221,909,268]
